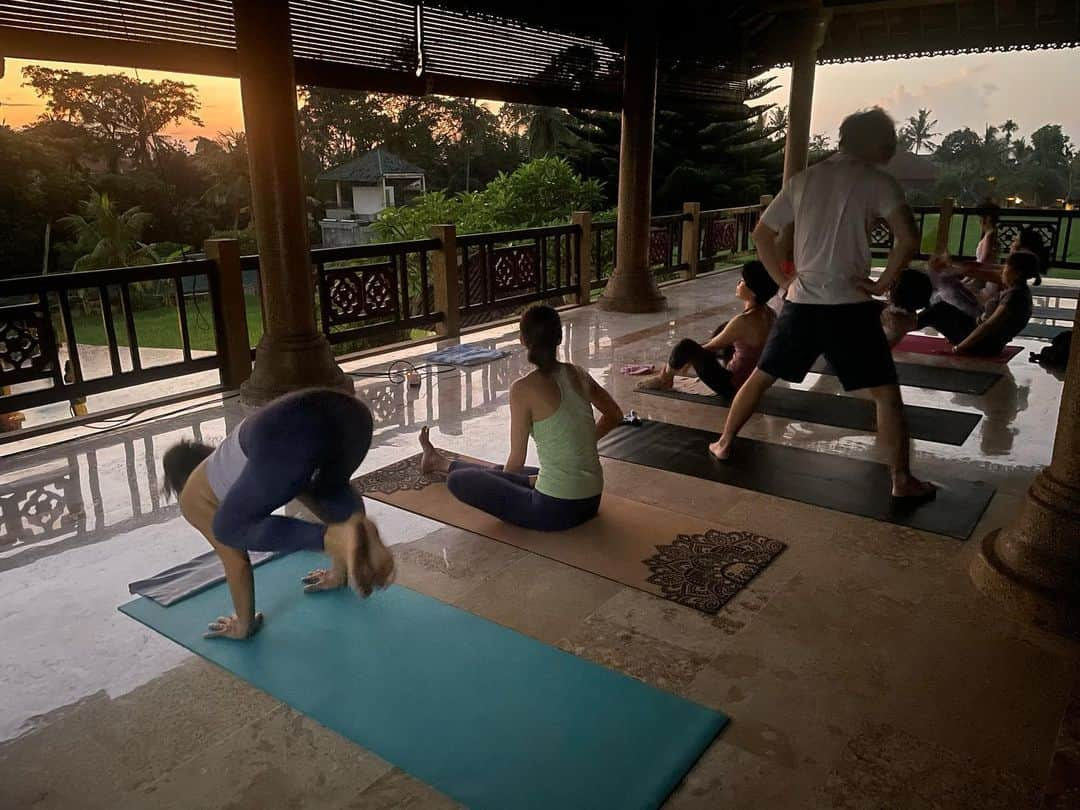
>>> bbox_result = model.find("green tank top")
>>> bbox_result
[531,365,604,501]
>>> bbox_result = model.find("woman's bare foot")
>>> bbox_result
[419,426,451,475]
[637,369,674,391]
[708,437,733,461]
[326,512,395,598]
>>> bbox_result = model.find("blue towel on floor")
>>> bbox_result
[425,344,510,365]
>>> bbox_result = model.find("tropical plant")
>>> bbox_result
[59,189,156,271]
[901,109,939,155]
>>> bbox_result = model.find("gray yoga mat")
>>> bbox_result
[598,419,995,540]
[639,385,980,446]
[129,549,281,606]
[810,358,1000,395]
[1020,323,1068,341]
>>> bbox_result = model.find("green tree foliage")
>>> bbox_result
[900,109,939,155]
[22,66,202,170]
[371,157,603,241]
[58,189,155,271]
[194,131,252,234]
[565,77,785,211]
[930,114,1075,206]
[298,89,518,194]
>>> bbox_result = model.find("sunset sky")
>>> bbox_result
[2,47,1078,147]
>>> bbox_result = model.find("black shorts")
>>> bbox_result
[758,301,898,391]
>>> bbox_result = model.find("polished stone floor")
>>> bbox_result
[1,270,1076,809]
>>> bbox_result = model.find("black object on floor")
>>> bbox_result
[640,386,981,446]
[810,358,1000,395]
[598,420,995,540]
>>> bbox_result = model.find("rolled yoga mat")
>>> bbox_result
[639,384,981,446]
[120,552,727,810]
[355,453,786,616]
[598,420,995,541]
[893,333,1022,362]
[809,357,1002,395]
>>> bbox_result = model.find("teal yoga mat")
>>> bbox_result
[120,552,726,810]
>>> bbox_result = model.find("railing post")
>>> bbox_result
[935,197,956,255]
[204,238,252,390]
[430,224,460,338]
[573,211,593,305]
[680,202,701,280]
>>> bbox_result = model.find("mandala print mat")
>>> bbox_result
[355,453,786,614]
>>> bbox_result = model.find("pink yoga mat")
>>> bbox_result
[894,334,1022,363]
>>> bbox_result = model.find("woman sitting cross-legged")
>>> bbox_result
[419,305,624,532]
[638,261,779,397]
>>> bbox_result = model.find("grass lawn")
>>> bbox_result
[68,294,265,352]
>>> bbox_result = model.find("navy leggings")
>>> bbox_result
[446,460,601,532]
[212,390,372,553]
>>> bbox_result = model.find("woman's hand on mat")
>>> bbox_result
[204,612,263,640]
[301,568,347,593]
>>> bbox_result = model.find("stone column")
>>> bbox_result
[598,15,664,314]
[232,0,350,406]
[971,303,1080,632]
[783,11,829,183]
[572,211,593,305]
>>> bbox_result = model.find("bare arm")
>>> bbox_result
[584,369,624,440]
[865,204,918,296]
[180,476,260,640]
[753,220,793,291]
[955,303,1007,354]
[504,380,530,473]
[701,314,745,353]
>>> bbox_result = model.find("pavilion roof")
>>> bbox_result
[0,1,1076,111]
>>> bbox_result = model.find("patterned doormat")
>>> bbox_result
[356,453,785,615]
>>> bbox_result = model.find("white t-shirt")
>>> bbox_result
[205,426,248,501]
[759,153,907,305]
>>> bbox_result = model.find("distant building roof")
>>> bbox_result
[883,150,939,186]
[318,149,425,184]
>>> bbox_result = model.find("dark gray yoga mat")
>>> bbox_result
[639,385,980,446]
[129,549,280,606]
[809,358,1000,395]
[1020,323,1068,341]
[598,420,995,540]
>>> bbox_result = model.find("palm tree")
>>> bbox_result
[1000,118,1018,150]
[60,189,155,272]
[195,131,251,235]
[1012,137,1033,164]
[902,109,939,155]
[766,105,788,141]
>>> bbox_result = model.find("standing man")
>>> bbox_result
[710,107,935,503]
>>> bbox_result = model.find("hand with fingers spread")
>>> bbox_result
[302,567,347,593]
[204,612,263,640]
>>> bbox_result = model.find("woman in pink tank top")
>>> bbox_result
[640,261,778,398]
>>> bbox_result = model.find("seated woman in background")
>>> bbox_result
[920,250,1042,356]
[419,305,623,532]
[638,261,779,397]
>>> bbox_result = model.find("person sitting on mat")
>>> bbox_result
[162,389,394,641]
[919,250,1041,356]
[880,267,932,348]
[419,304,623,532]
[712,107,936,503]
[638,261,779,397]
